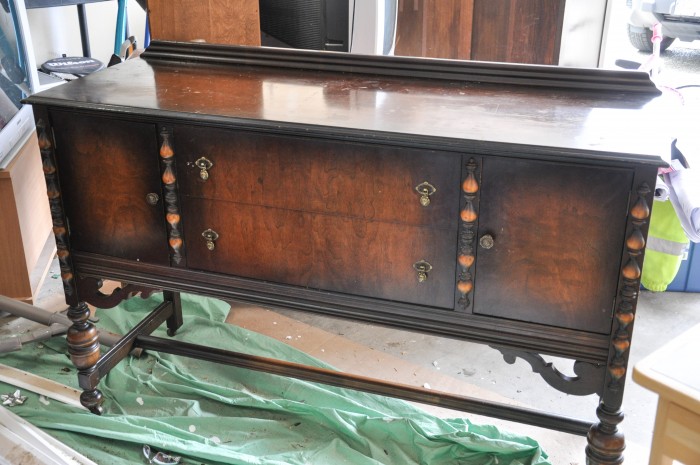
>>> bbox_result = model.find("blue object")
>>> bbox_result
[666,242,700,292]
[114,0,127,56]
[144,12,150,48]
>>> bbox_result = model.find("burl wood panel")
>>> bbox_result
[147,0,261,46]
[50,111,168,265]
[470,0,565,65]
[473,157,633,334]
[182,199,457,309]
[395,0,474,60]
[175,126,461,229]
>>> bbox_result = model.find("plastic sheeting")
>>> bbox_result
[0,293,549,465]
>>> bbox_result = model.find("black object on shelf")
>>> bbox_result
[41,55,103,77]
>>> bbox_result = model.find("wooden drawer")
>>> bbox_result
[50,111,169,265]
[174,126,461,228]
[181,198,458,308]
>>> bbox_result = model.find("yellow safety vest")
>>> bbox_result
[641,199,690,292]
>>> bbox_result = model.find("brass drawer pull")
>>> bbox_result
[413,260,433,283]
[415,182,436,207]
[195,157,213,180]
[479,234,495,250]
[202,229,219,251]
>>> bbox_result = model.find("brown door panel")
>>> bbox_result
[183,199,457,309]
[473,157,633,334]
[50,111,168,265]
[174,126,460,228]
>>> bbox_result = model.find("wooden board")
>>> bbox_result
[395,0,565,64]
[0,133,55,302]
[470,0,565,65]
[395,0,474,60]
[147,0,261,46]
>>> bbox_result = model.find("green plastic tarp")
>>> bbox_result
[0,293,549,465]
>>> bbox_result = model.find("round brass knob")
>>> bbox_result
[479,234,495,250]
[145,193,160,206]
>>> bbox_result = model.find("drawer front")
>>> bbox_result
[182,199,458,309]
[51,111,168,265]
[174,126,460,228]
[473,157,633,334]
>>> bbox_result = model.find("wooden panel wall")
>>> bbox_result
[147,0,261,45]
[395,0,474,60]
[470,0,565,65]
[395,0,566,65]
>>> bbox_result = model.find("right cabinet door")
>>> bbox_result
[473,157,634,334]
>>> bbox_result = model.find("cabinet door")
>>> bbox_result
[473,157,633,334]
[50,111,168,265]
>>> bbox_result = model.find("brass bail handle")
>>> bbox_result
[413,260,433,283]
[415,182,436,207]
[202,229,219,251]
[195,157,213,181]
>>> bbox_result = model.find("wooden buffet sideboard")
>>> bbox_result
[26,42,676,464]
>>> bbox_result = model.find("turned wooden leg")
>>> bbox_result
[66,302,104,414]
[164,291,183,336]
[586,404,625,465]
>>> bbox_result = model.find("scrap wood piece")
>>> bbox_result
[0,363,84,410]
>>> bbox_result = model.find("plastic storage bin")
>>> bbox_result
[667,242,700,292]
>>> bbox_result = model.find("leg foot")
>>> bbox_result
[80,388,104,415]
[586,405,625,465]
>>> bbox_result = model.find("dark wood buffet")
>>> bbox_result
[26,41,676,464]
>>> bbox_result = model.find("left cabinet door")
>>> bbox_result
[50,111,169,265]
